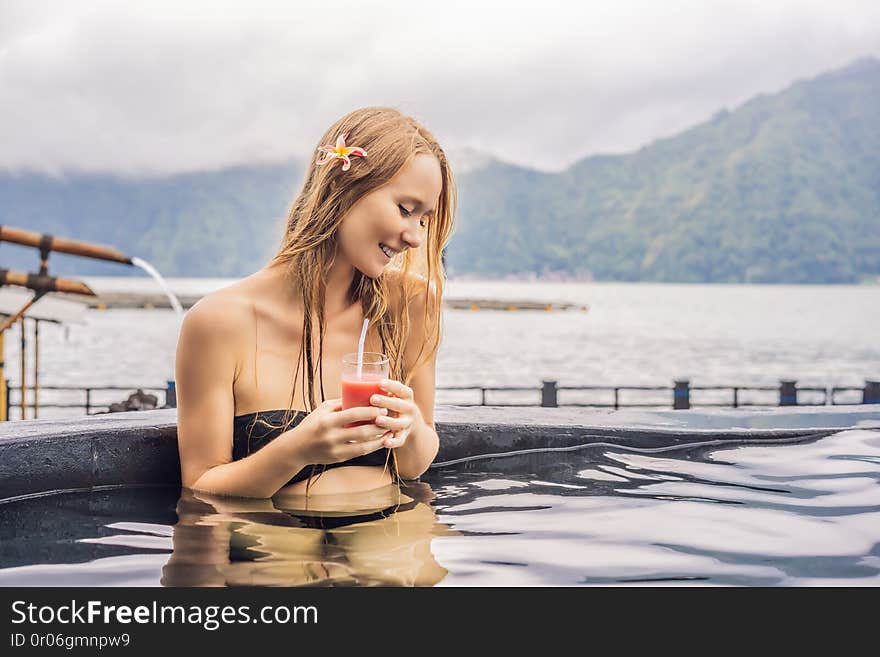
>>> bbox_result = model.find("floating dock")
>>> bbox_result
[446,298,585,311]
[53,292,587,312]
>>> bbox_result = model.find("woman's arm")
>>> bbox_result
[175,297,310,498]
[389,358,439,479]
[386,279,440,479]
[175,296,392,498]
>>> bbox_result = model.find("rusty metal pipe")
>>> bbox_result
[0,225,133,265]
[0,269,96,296]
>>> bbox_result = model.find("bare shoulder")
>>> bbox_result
[176,280,263,383]
[181,284,253,343]
[386,270,438,315]
[386,271,441,371]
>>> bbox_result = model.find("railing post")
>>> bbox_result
[673,380,690,410]
[779,380,798,406]
[864,380,880,405]
[541,380,558,408]
[613,387,619,410]
[165,380,177,408]
[20,318,26,420]
[480,388,486,406]
[85,388,91,415]
[733,387,739,408]
[0,333,5,422]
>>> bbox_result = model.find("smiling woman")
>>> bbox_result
[174,107,457,504]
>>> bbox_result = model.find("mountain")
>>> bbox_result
[0,161,302,277]
[1,57,878,283]
[448,56,880,283]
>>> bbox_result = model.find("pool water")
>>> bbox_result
[2,428,879,586]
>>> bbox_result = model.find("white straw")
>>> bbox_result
[356,318,369,380]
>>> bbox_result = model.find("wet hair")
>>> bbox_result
[254,106,457,495]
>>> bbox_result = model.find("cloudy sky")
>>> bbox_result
[1,0,878,176]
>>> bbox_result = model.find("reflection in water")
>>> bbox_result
[421,428,880,586]
[1,429,879,586]
[162,481,458,587]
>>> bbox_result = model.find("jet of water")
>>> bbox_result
[131,257,185,386]
[131,257,184,319]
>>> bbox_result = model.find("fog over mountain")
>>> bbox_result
[0,58,878,284]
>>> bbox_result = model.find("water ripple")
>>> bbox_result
[1,429,878,585]
[424,428,880,585]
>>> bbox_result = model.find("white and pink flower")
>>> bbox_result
[315,131,367,171]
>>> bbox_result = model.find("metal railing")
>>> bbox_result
[4,384,170,420]
[4,379,879,420]
[436,380,878,409]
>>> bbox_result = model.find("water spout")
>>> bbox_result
[132,257,184,388]
[131,257,184,319]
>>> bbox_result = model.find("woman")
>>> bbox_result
[175,106,456,500]
[161,483,457,587]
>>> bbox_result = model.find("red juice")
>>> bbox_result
[341,376,384,427]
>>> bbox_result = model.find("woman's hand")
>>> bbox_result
[291,398,393,465]
[369,380,424,449]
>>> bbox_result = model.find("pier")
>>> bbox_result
[54,291,586,312]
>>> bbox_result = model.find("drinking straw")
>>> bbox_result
[356,318,369,380]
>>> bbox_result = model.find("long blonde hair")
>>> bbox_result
[272,106,456,414]
[262,107,456,493]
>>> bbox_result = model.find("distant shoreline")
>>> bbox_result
[74,273,880,287]
[55,290,585,312]
[447,274,880,286]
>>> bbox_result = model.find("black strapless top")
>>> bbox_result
[232,409,392,486]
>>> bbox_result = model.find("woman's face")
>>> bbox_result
[336,153,443,279]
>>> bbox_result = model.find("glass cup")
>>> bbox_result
[341,352,389,427]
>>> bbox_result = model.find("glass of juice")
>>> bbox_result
[341,352,389,427]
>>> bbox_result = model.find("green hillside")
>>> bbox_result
[450,57,880,283]
[1,57,878,283]
[0,162,301,277]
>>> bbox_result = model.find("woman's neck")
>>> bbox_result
[264,256,359,321]
[324,254,359,319]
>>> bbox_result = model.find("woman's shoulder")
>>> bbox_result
[385,269,436,306]
[384,271,440,347]
[175,285,255,387]
[181,281,254,343]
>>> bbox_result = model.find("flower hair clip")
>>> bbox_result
[315,131,367,171]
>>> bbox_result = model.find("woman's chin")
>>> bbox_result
[355,266,382,280]
[355,259,389,279]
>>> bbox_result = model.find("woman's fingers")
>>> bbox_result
[339,433,391,458]
[379,380,414,399]
[334,405,387,426]
[356,423,393,442]
[339,422,392,444]
[374,414,407,431]
[382,433,404,448]
[370,394,409,413]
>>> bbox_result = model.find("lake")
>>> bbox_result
[4,278,879,418]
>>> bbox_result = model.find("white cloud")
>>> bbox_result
[1,0,878,176]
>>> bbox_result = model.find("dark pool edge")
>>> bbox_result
[1,405,878,499]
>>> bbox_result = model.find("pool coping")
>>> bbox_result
[1,405,879,500]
